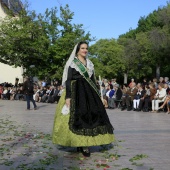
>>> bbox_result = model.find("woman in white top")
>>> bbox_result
[152,83,166,112]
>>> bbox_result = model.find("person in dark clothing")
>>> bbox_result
[52,42,114,157]
[115,85,123,100]
[114,84,123,108]
[53,86,59,103]
[23,77,37,110]
[142,78,148,89]
[47,86,55,103]
[53,80,60,87]
[137,83,157,112]
[164,84,170,95]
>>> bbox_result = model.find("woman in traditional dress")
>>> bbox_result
[52,41,114,157]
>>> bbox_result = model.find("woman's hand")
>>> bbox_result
[65,98,71,107]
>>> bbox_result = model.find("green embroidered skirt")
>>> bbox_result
[52,90,114,147]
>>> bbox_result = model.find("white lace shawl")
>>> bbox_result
[70,58,94,78]
[62,44,78,86]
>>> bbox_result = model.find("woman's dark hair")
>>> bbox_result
[75,41,88,55]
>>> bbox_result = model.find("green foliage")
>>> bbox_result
[89,39,124,79]
[0,4,93,80]
[1,2,170,82]
[91,3,170,81]
[129,154,148,162]
[129,154,148,167]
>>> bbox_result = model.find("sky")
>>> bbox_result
[27,0,169,43]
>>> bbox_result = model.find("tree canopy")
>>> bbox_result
[1,2,170,83]
[0,4,93,80]
[89,3,170,83]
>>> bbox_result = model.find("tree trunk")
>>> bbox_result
[156,65,160,80]
[124,73,128,84]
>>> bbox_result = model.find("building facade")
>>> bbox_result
[0,0,24,84]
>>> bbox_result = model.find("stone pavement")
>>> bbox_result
[0,100,170,170]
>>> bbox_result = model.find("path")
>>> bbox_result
[0,100,170,170]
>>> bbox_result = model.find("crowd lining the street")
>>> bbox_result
[0,76,170,114]
[99,77,170,114]
[0,80,64,104]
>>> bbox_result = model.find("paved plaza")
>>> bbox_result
[0,100,170,170]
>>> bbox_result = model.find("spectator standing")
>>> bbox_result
[23,77,37,110]
[129,78,135,87]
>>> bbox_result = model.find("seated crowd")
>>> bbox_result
[0,80,64,104]
[100,77,170,114]
[1,76,170,113]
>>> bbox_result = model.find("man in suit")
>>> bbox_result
[121,82,138,111]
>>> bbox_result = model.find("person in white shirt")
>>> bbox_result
[152,83,166,112]
[58,86,64,96]
[106,84,115,109]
